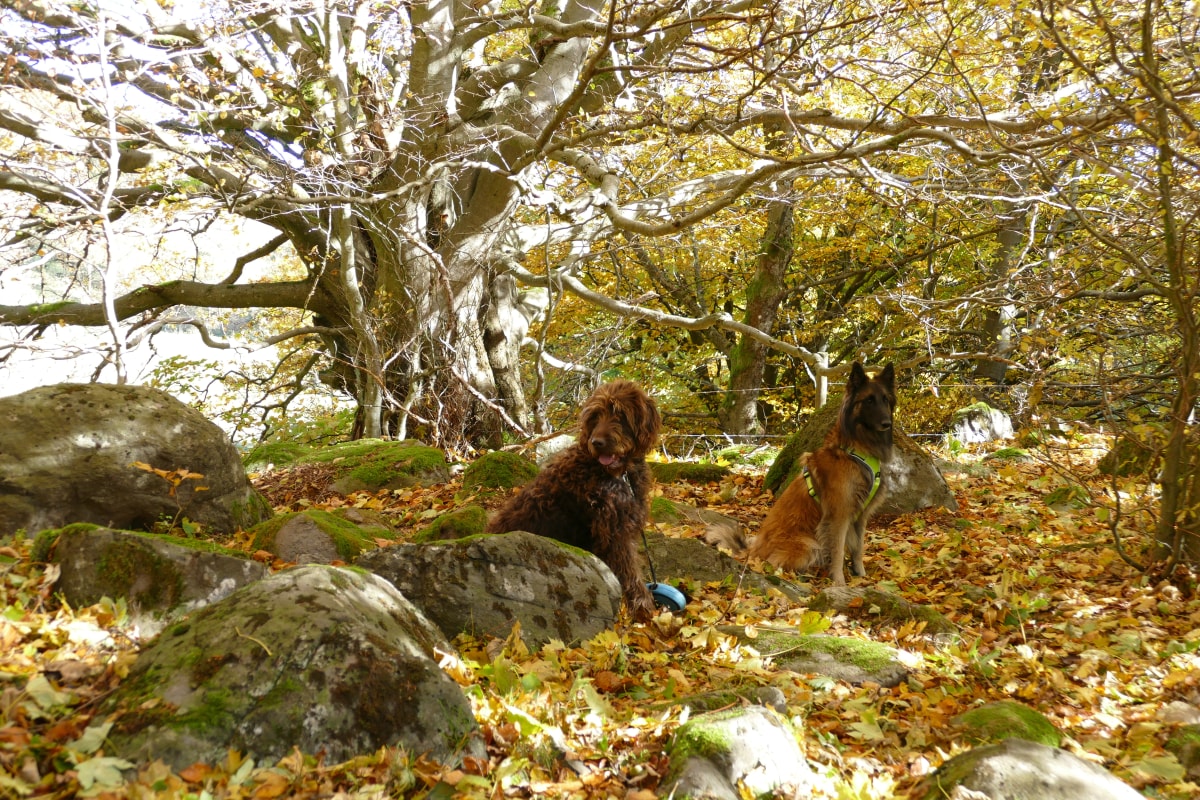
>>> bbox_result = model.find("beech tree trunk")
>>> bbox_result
[720,113,794,436]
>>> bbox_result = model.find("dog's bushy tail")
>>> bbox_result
[704,520,752,557]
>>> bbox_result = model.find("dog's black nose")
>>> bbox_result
[590,436,609,451]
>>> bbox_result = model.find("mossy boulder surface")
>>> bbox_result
[103,565,484,770]
[809,587,958,638]
[356,531,621,647]
[414,505,488,543]
[1097,432,1162,477]
[41,525,266,632]
[641,530,807,603]
[914,738,1143,800]
[727,628,910,687]
[0,383,271,536]
[953,700,1062,746]
[1165,724,1200,777]
[290,439,451,493]
[248,509,387,563]
[662,706,816,799]
[461,451,538,492]
[648,462,730,484]
[714,445,778,467]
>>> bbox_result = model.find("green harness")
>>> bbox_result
[801,448,882,519]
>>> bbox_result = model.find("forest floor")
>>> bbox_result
[1,436,1199,799]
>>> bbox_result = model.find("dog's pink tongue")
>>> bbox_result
[598,454,616,467]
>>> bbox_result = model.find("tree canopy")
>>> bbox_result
[0,0,1197,557]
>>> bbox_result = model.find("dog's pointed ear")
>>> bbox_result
[877,363,895,393]
[848,361,868,391]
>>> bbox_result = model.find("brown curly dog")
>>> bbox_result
[486,380,662,619]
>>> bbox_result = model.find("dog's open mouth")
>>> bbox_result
[597,453,624,470]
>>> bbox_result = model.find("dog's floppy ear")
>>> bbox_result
[577,394,600,441]
[635,391,663,452]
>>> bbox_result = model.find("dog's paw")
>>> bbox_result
[628,588,656,622]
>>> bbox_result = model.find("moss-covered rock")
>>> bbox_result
[662,706,815,799]
[414,505,489,543]
[1097,432,1163,477]
[242,439,312,471]
[1166,724,1200,777]
[287,440,451,493]
[248,510,384,563]
[808,587,958,638]
[103,565,484,770]
[726,628,909,687]
[714,445,778,468]
[650,497,683,524]
[0,383,271,536]
[913,738,1142,800]
[356,531,621,647]
[953,700,1062,746]
[41,526,266,632]
[461,451,538,493]
[649,461,730,484]
[642,529,808,602]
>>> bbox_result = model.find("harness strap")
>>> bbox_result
[801,448,882,519]
[847,449,882,508]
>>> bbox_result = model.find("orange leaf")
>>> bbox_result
[179,764,211,783]
[252,772,291,799]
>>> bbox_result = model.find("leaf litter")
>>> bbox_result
[1,441,1198,798]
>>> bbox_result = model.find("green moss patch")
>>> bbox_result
[953,700,1062,746]
[461,451,539,493]
[243,440,312,470]
[756,632,898,675]
[649,462,730,484]
[31,523,100,562]
[296,440,450,492]
[984,447,1032,462]
[1166,724,1200,773]
[668,710,739,763]
[97,538,186,609]
[650,497,682,524]
[248,510,380,561]
[414,506,489,543]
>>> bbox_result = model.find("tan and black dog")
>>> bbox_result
[708,362,895,585]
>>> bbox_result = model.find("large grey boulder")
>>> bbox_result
[248,509,389,564]
[914,738,1144,800]
[662,706,818,800]
[720,627,910,687]
[37,525,266,636]
[356,531,622,647]
[640,529,807,602]
[949,402,1015,445]
[0,383,271,536]
[103,565,484,769]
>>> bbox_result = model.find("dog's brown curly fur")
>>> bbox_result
[486,380,662,619]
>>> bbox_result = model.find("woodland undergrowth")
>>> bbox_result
[1,435,1199,799]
